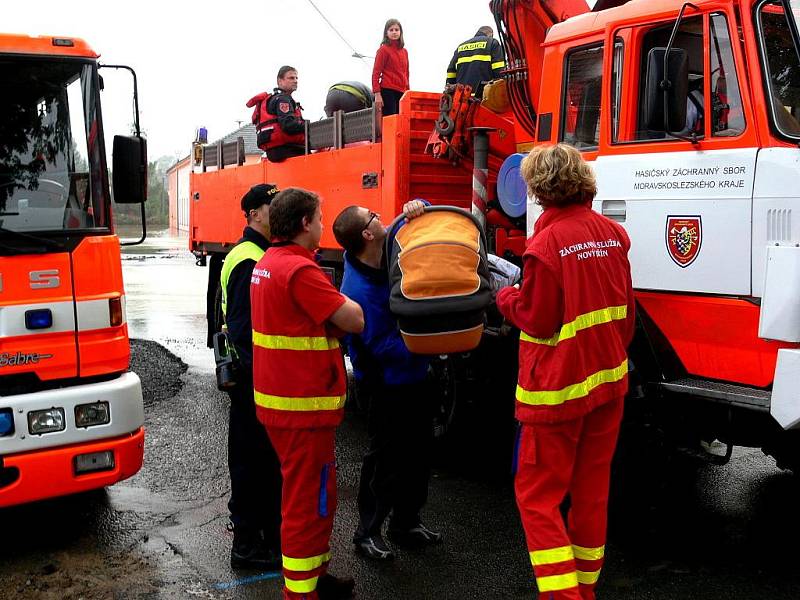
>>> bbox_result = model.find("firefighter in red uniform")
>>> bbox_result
[250,187,364,600]
[496,144,635,600]
[246,65,306,162]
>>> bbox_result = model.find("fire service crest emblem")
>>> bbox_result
[666,216,702,267]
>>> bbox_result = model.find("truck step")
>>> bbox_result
[659,378,771,411]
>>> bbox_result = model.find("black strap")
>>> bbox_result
[688,90,704,117]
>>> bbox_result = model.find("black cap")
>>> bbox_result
[241,184,279,215]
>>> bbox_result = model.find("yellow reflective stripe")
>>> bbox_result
[577,569,601,584]
[284,576,318,593]
[446,71,457,78]
[530,545,574,566]
[491,60,506,69]
[282,552,331,572]
[516,359,628,406]
[253,331,339,351]
[520,305,628,346]
[456,54,492,66]
[537,572,579,592]
[572,544,605,561]
[255,391,346,412]
[331,84,367,105]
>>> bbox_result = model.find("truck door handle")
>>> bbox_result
[601,200,626,223]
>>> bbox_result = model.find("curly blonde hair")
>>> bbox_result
[520,144,597,208]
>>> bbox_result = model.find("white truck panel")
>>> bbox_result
[592,148,757,296]
[771,349,800,430]
[751,147,800,297]
[759,246,800,342]
[0,300,75,337]
[0,371,144,455]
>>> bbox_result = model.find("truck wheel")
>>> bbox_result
[430,357,457,438]
[762,430,800,474]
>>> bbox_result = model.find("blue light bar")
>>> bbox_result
[25,309,53,330]
[0,409,14,437]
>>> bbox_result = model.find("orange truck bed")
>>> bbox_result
[190,93,478,255]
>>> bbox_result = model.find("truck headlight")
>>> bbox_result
[75,402,110,428]
[28,408,65,434]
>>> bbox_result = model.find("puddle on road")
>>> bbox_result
[122,230,214,370]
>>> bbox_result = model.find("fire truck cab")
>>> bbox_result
[0,34,148,506]
[523,0,800,467]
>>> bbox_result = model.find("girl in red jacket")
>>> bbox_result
[372,18,409,117]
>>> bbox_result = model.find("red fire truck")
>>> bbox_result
[190,0,800,471]
[0,33,148,506]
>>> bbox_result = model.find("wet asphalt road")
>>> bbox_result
[1,231,799,599]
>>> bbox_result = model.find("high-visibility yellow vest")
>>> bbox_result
[219,240,265,319]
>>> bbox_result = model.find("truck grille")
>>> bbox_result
[0,372,120,397]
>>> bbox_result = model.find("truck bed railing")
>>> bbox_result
[305,106,380,153]
[201,136,246,172]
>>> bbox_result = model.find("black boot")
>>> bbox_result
[317,573,355,600]
[229,524,281,570]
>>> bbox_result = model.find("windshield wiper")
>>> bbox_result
[0,226,66,252]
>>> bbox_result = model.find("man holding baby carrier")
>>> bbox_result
[333,200,442,561]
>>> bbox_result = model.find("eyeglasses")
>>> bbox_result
[364,211,379,230]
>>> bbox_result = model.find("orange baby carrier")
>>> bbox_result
[386,205,492,354]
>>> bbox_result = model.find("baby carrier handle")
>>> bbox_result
[384,204,488,265]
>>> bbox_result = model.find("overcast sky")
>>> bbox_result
[5,0,534,160]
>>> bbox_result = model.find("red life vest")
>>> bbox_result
[251,244,346,429]
[516,204,634,424]
[245,91,304,150]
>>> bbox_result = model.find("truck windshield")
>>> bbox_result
[0,58,108,234]
[757,0,800,139]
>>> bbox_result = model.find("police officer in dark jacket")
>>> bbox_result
[265,66,305,162]
[220,184,282,570]
[445,26,506,98]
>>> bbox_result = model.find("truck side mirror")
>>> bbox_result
[644,47,689,133]
[112,135,147,204]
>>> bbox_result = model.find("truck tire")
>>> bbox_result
[430,357,458,438]
[762,430,800,475]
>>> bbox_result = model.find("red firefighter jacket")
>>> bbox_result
[250,244,347,429]
[497,203,635,424]
[246,89,304,150]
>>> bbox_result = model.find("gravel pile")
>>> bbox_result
[130,339,187,408]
